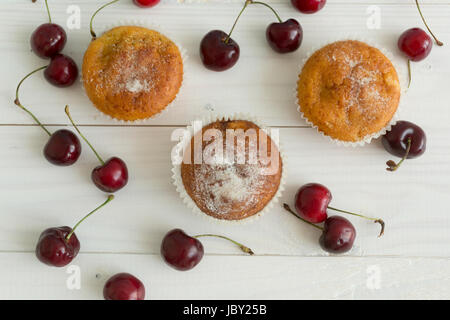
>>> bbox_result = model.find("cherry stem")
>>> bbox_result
[282,204,324,231]
[407,59,412,89]
[327,206,385,237]
[194,234,254,255]
[65,105,105,165]
[14,66,51,137]
[44,0,52,23]
[415,0,443,46]
[386,137,412,173]
[66,195,114,241]
[251,1,282,23]
[32,0,51,23]
[90,0,121,40]
[225,0,252,44]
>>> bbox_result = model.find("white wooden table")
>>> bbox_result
[1,0,449,300]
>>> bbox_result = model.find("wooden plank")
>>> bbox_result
[1,1,449,126]
[0,252,449,299]
[1,125,448,257]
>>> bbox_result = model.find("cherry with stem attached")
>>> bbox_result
[36,195,114,267]
[14,68,81,166]
[283,204,356,254]
[31,0,67,59]
[382,120,426,172]
[252,1,303,53]
[294,183,385,237]
[161,229,254,271]
[65,106,129,193]
[90,0,121,40]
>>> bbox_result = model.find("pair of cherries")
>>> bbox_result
[284,183,385,254]
[201,0,305,71]
[398,0,443,87]
[30,0,78,87]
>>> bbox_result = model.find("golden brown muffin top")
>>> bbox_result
[82,26,183,121]
[181,120,282,220]
[297,40,400,142]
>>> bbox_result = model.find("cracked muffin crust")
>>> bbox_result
[82,26,183,121]
[297,40,400,142]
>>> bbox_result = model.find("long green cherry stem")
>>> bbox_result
[90,0,121,40]
[66,195,114,241]
[283,204,324,231]
[415,0,443,46]
[65,105,105,165]
[225,0,252,44]
[386,138,412,173]
[407,60,412,89]
[327,206,385,237]
[251,1,282,23]
[194,234,254,255]
[32,0,52,23]
[14,66,51,136]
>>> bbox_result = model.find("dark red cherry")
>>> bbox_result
[35,196,113,267]
[200,30,240,72]
[295,183,331,223]
[398,28,432,62]
[133,0,160,7]
[319,216,356,254]
[30,23,67,59]
[103,273,145,300]
[291,0,326,14]
[382,121,426,172]
[44,54,78,87]
[161,229,204,271]
[266,19,302,53]
[382,121,426,159]
[35,226,80,267]
[91,157,129,193]
[43,129,81,166]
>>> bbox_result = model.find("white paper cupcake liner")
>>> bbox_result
[171,113,287,225]
[295,35,407,147]
[80,19,188,124]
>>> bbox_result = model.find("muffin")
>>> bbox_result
[297,40,401,143]
[82,26,183,121]
[180,119,283,221]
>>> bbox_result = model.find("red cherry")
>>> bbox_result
[200,30,240,72]
[161,229,254,271]
[92,157,129,193]
[382,120,426,172]
[15,70,81,166]
[295,183,331,223]
[30,23,67,59]
[291,0,326,14]
[43,129,82,166]
[161,229,204,271]
[266,19,303,53]
[283,204,356,254]
[133,0,160,8]
[35,226,80,267]
[65,107,129,193]
[398,28,432,62]
[103,273,145,300]
[319,216,356,254]
[44,54,79,87]
[35,196,113,267]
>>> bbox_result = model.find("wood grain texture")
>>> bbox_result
[0,0,450,299]
[1,252,449,300]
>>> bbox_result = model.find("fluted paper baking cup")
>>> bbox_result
[295,36,406,147]
[80,19,188,124]
[171,113,287,225]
